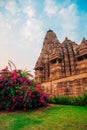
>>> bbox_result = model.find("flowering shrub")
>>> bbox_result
[0,66,48,111]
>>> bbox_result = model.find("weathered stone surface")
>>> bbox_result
[34,29,87,97]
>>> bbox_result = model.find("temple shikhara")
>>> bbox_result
[34,30,87,97]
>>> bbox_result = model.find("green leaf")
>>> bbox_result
[15,86,20,89]
[10,88,15,96]
[23,92,28,102]
[1,87,6,95]
[20,72,27,77]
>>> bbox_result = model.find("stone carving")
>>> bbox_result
[34,29,87,97]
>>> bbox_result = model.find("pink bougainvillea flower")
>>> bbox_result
[12,98,15,102]
[0,65,48,111]
[3,77,8,82]
[0,84,3,87]
[0,77,3,80]
[11,70,18,79]
[14,102,18,106]
[20,95,24,99]
[6,107,9,111]
[9,81,13,86]
[17,77,24,83]
[11,106,15,111]
[2,66,8,72]
[32,95,35,98]
[23,107,26,111]
[26,99,29,103]
[40,96,45,103]
[6,87,9,90]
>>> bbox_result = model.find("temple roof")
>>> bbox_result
[35,30,87,69]
[47,29,53,33]
[76,37,87,52]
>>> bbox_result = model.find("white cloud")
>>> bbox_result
[0,0,82,74]
[44,0,58,16]
[5,0,19,15]
[44,0,79,41]
[58,4,79,41]
[0,19,36,74]
[59,4,78,30]
[20,17,44,73]
[0,12,11,30]
[0,9,35,74]
[21,18,43,42]
[0,0,5,7]
[23,6,35,17]
[0,0,44,74]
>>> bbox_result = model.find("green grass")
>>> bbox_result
[0,105,87,130]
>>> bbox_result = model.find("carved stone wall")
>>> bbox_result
[34,30,87,97]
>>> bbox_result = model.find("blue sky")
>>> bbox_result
[0,0,87,74]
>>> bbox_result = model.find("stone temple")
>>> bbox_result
[34,29,87,97]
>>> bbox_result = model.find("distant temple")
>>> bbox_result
[34,29,87,97]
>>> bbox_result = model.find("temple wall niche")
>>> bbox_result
[49,59,62,80]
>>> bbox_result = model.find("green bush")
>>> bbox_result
[49,94,87,106]
[71,93,87,106]
[50,96,71,105]
[0,66,49,111]
[49,96,71,105]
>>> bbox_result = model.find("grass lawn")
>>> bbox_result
[0,105,87,130]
